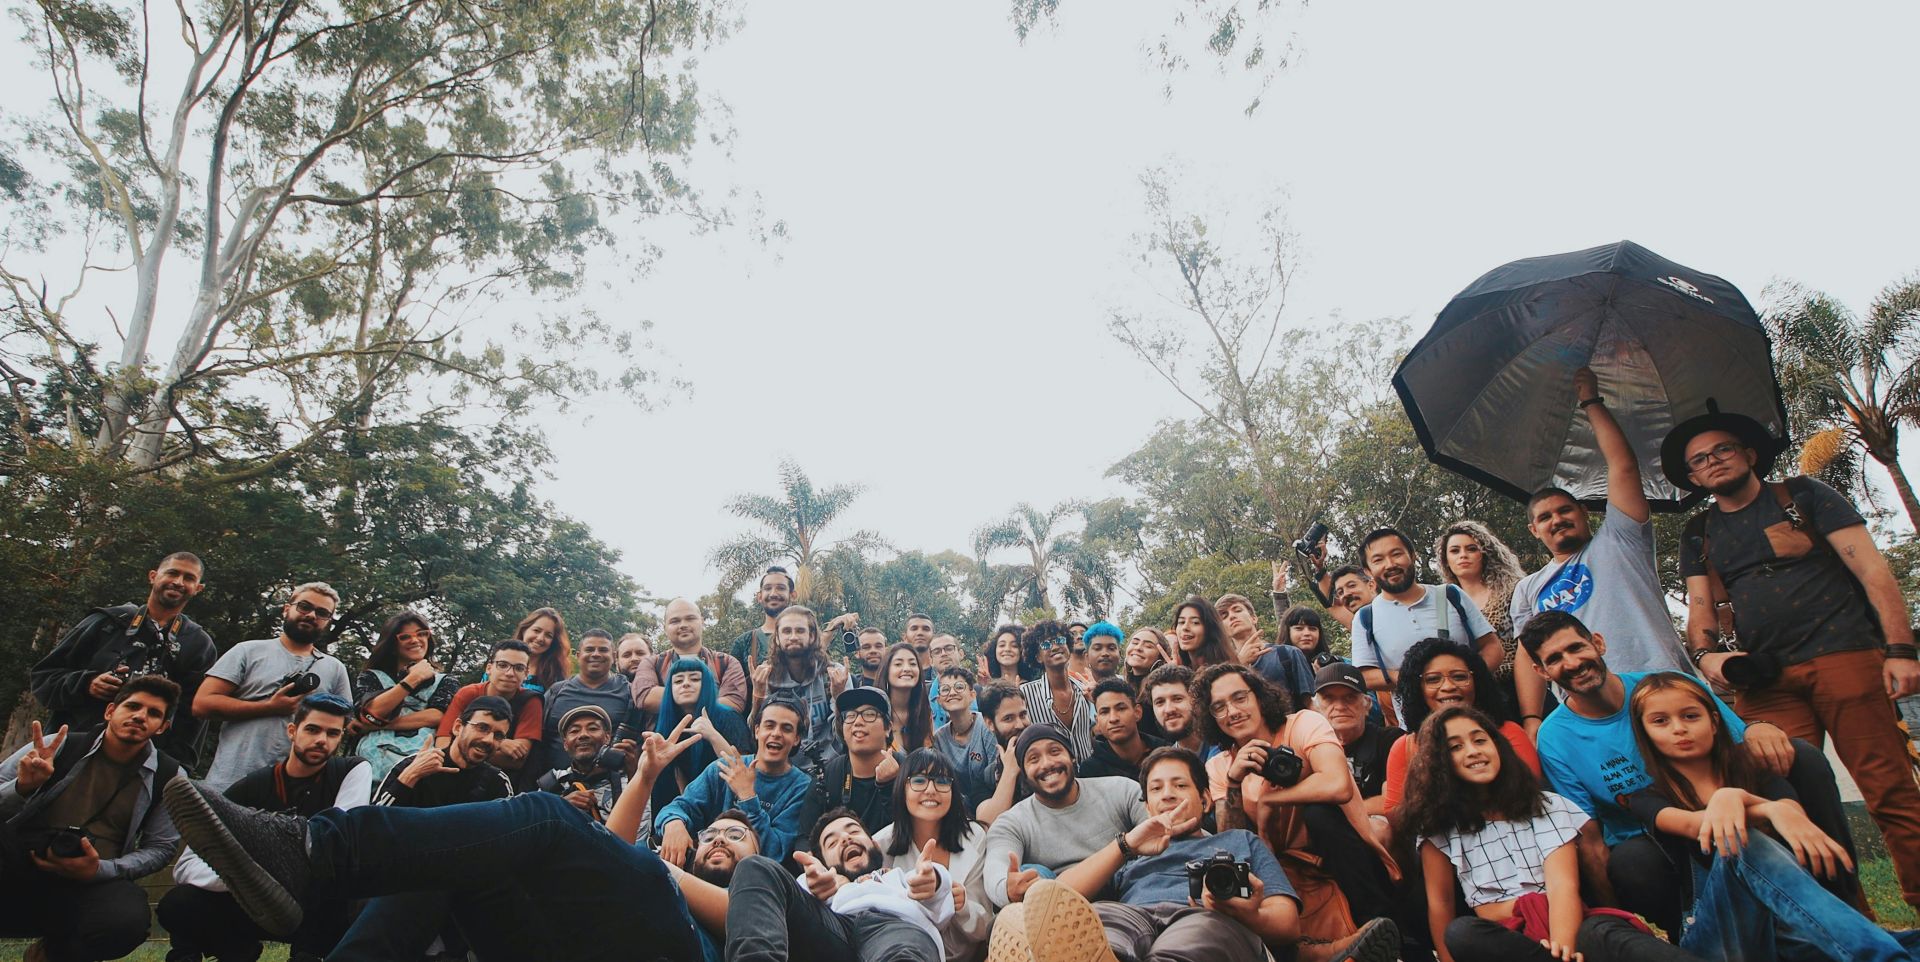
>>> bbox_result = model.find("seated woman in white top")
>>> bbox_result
[872,749,991,961]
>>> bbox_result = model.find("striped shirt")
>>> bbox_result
[1019,676,1094,760]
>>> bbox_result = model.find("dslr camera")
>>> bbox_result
[115,639,152,676]
[841,630,860,656]
[1720,651,1783,691]
[1186,850,1254,902]
[1293,522,1330,562]
[1259,744,1304,787]
[272,670,322,698]
[31,826,92,860]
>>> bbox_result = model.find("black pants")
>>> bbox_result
[723,855,939,962]
[1443,915,1693,962]
[1300,803,1396,922]
[1609,737,1860,935]
[156,884,349,961]
[0,865,150,961]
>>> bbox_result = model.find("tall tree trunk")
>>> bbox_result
[1873,451,1920,532]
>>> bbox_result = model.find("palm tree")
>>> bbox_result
[708,459,888,602]
[1765,275,1920,529]
[972,500,1111,618]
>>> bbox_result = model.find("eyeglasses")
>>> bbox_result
[291,599,335,621]
[842,707,884,724]
[490,660,531,674]
[937,686,973,699]
[698,825,751,844]
[1685,441,1746,471]
[1208,688,1255,717]
[1420,671,1474,689]
[930,645,959,655]
[906,775,953,793]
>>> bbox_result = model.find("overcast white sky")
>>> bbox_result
[11,1,1919,612]
[538,1,1920,606]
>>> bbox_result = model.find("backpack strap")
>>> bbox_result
[1357,606,1388,670]
[1685,510,1736,645]
[1441,583,1475,641]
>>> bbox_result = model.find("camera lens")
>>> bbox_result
[1203,864,1239,898]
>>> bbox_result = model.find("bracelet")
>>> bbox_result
[1115,832,1135,858]
[1688,647,1715,667]
[1579,396,1605,409]
[1521,714,1544,722]
[1888,645,1918,661]
[396,678,420,694]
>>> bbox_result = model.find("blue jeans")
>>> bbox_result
[308,792,703,962]
[1680,832,1918,962]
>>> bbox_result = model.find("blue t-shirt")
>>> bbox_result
[1250,645,1314,705]
[1537,671,1747,846]
[1112,829,1295,908]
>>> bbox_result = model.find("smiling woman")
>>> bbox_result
[1383,637,1538,813]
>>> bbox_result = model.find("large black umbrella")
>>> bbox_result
[1392,240,1789,512]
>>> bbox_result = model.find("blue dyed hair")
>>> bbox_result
[656,657,724,776]
[1083,621,1125,644]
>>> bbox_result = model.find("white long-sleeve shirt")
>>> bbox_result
[811,859,955,952]
[873,823,990,962]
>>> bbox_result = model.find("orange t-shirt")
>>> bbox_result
[1381,718,1539,812]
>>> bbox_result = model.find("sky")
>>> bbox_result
[9,1,1920,613]
[534,0,1920,606]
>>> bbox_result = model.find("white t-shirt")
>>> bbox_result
[1426,791,1589,906]
[202,639,354,790]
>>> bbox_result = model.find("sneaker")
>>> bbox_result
[162,773,310,937]
[1022,879,1117,962]
[1327,917,1401,962]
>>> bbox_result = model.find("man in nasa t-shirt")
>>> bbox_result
[1509,368,1689,675]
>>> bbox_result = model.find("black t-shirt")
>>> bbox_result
[372,755,513,808]
[1680,477,1878,665]
[800,751,903,844]
[227,758,366,817]
[1344,724,1404,799]
[1622,772,1796,865]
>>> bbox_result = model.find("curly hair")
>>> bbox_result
[1630,673,1761,812]
[1434,520,1525,638]
[1192,663,1292,751]
[1021,620,1076,668]
[1170,596,1237,671]
[983,624,1038,682]
[1397,706,1545,841]
[1394,636,1514,735]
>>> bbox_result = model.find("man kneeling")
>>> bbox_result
[995,747,1398,962]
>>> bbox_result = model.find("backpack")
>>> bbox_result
[1355,582,1475,671]
[1683,477,1856,649]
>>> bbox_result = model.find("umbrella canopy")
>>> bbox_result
[1392,240,1789,512]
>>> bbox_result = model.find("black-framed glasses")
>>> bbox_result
[842,707,884,724]
[906,775,953,793]
[291,599,335,621]
[1685,441,1745,471]
[490,659,530,674]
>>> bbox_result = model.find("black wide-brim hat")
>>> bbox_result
[1659,401,1786,493]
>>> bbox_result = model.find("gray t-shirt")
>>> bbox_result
[1511,516,1689,674]
[203,639,353,790]
[981,775,1147,907]
[542,674,637,760]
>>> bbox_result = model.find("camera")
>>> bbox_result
[579,745,627,774]
[40,827,90,859]
[1293,522,1329,562]
[1721,651,1782,691]
[273,670,322,698]
[116,639,151,676]
[1259,745,1304,787]
[841,630,860,655]
[1186,851,1254,902]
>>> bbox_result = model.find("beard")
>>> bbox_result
[282,617,325,646]
[692,856,737,887]
[1377,567,1417,594]
[835,844,884,880]
[1707,466,1756,497]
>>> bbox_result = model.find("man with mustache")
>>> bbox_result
[973,685,1034,822]
[32,551,219,768]
[1140,665,1204,757]
[1351,529,1524,730]
[1511,367,1691,675]
[1523,610,1855,932]
[980,725,1148,910]
[614,633,650,680]
[543,629,648,770]
[435,639,546,791]
[0,676,183,962]
[1663,407,1920,915]
[158,720,721,962]
[160,693,369,962]
[723,808,953,961]
[195,583,354,791]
